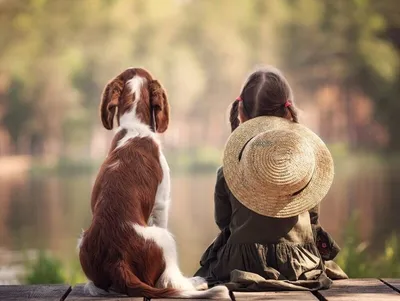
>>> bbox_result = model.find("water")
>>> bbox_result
[0,163,400,282]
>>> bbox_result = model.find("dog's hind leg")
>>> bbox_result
[133,224,195,291]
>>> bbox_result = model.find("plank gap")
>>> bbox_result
[60,286,72,301]
[312,290,328,301]
[228,290,236,301]
[379,278,400,294]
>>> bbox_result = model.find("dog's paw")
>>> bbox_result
[174,278,196,291]
[188,276,208,290]
[157,270,195,291]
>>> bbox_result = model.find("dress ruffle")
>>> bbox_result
[195,225,347,290]
[195,228,334,290]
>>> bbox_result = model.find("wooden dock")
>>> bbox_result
[0,279,399,300]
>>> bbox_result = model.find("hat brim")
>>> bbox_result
[223,116,334,218]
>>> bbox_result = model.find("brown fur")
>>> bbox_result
[79,68,177,298]
[99,68,169,133]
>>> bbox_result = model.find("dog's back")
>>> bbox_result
[79,132,167,292]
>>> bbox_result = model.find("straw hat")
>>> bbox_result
[223,116,334,218]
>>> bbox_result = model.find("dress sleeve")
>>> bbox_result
[309,204,320,225]
[309,204,341,261]
[214,167,232,231]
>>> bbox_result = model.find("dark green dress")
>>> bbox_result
[194,167,347,292]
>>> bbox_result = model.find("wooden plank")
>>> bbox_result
[65,284,142,300]
[0,284,71,301]
[381,279,400,293]
[151,291,232,301]
[232,291,318,300]
[152,295,231,301]
[152,298,229,301]
[317,279,400,300]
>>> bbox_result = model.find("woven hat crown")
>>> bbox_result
[241,130,316,197]
[223,116,334,218]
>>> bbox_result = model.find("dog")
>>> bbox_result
[78,68,229,299]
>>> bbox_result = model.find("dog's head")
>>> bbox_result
[100,68,169,133]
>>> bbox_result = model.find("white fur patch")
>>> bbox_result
[149,152,170,228]
[116,76,158,149]
[77,230,84,250]
[126,76,144,99]
[132,224,230,298]
[132,225,177,263]
[132,224,194,290]
[84,281,110,296]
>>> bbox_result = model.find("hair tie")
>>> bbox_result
[284,100,291,108]
[236,96,242,102]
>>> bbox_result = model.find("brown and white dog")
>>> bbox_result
[78,68,229,299]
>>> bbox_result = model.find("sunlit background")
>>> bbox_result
[0,0,399,285]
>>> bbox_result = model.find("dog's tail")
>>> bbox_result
[116,263,230,299]
[125,275,177,298]
[114,264,177,298]
[170,286,230,299]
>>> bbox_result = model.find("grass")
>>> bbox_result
[24,251,85,285]
[336,214,400,278]
[24,251,65,284]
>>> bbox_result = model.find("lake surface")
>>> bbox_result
[0,162,400,282]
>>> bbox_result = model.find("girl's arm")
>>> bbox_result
[214,167,232,230]
[309,204,320,225]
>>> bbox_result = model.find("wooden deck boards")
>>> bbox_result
[231,291,318,300]
[64,284,142,301]
[316,279,400,300]
[0,284,71,301]
[382,279,400,294]
[0,279,399,300]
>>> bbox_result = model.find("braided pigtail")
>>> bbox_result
[230,99,240,132]
[287,104,299,123]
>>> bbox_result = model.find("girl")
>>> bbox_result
[194,67,347,291]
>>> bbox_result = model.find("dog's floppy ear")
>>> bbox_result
[100,69,136,130]
[149,80,169,133]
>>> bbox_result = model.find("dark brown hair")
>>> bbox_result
[230,67,298,132]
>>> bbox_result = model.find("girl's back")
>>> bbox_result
[195,67,347,291]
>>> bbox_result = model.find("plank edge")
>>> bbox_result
[379,278,400,294]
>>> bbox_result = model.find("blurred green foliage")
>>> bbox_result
[30,157,101,176]
[0,0,399,164]
[165,147,222,174]
[24,251,86,285]
[24,251,65,284]
[336,214,400,278]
